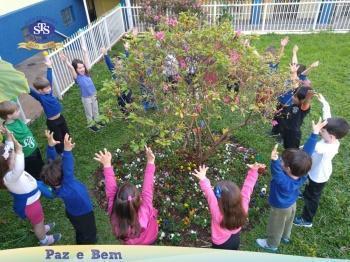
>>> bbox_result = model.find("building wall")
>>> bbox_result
[94,0,120,17]
[0,0,88,65]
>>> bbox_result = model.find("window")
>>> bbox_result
[61,6,75,26]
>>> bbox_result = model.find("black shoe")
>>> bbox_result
[89,125,100,132]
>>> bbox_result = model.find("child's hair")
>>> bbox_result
[294,86,311,101]
[215,180,247,230]
[71,59,89,76]
[0,101,18,120]
[265,45,276,55]
[33,77,50,90]
[111,182,141,240]
[0,144,12,187]
[281,149,312,177]
[40,158,63,187]
[325,117,350,139]
[297,64,306,76]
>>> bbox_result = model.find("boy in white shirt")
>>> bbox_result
[294,94,350,227]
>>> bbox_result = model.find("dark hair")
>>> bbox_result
[215,180,247,230]
[0,144,12,188]
[72,59,89,76]
[0,101,18,120]
[111,182,141,240]
[297,64,306,76]
[294,86,311,101]
[325,117,350,139]
[40,158,63,187]
[282,149,312,177]
[33,77,50,90]
[265,45,276,55]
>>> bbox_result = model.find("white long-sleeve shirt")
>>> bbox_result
[3,152,40,205]
[308,98,339,183]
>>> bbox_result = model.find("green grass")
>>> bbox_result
[1,33,350,259]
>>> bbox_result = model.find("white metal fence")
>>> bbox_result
[45,0,350,99]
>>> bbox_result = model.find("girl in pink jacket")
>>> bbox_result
[94,146,158,244]
[193,163,264,250]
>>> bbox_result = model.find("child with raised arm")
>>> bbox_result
[256,119,327,252]
[0,127,60,245]
[192,163,265,250]
[0,101,44,179]
[264,37,289,73]
[93,146,158,244]
[60,49,104,132]
[40,131,97,244]
[100,47,132,114]
[294,94,350,227]
[292,44,319,85]
[29,58,69,154]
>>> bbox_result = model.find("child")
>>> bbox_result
[29,58,69,154]
[192,163,266,250]
[40,131,97,244]
[0,127,60,245]
[292,45,319,86]
[278,83,314,149]
[0,101,44,179]
[59,49,104,132]
[264,37,289,73]
[93,146,158,244]
[256,118,327,252]
[100,47,132,114]
[294,94,350,227]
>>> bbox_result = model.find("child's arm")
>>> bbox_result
[82,47,91,71]
[300,89,314,111]
[29,87,41,100]
[301,61,319,76]
[101,48,115,73]
[59,52,78,79]
[140,146,156,207]
[303,118,328,156]
[317,93,331,119]
[61,133,75,182]
[240,163,265,213]
[292,45,298,65]
[94,148,117,215]
[276,37,289,63]
[193,165,221,223]
[44,57,53,90]
[45,130,60,161]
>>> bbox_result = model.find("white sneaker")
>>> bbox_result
[256,238,278,252]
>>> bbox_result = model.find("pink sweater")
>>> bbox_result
[199,168,259,245]
[104,163,158,245]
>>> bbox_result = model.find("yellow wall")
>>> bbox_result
[94,0,120,17]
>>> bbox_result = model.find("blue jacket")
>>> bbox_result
[29,68,62,118]
[268,133,318,208]
[47,146,93,216]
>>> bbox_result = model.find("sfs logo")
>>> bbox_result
[29,21,55,37]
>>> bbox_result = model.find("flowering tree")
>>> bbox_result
[100,13,287,163]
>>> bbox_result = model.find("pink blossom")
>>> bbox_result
[223,96,231,104]
[154,15,160,22]
[166,17,178,27]
[155,31,165,41]
[204,71,218,85]
[163,84,169,92]
[235,30,242,37]
[230,50,241,64]
[234,95,240,104]
[179,58,187,69]
[272,120,278,126]
[183,44,190,52]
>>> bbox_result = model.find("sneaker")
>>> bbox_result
[45,222,55,234]
[88,125,100,132]
[281,237,291,244]
[40,233,61,246]
[256,239,278,252]
[293,217,313,228]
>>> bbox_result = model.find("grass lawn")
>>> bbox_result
[0,32,349,259]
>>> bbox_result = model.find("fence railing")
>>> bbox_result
[45,1,350,99]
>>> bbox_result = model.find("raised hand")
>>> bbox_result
[63,133,75,151]
[145,145,155,164]
[94,148,112,168]
[290,63,299,73]
[45,130,60,147]
[281,37,289,47]
[100,47,107,55]
[310,61,319,68]
[247,162,266,171]
[316,93,327,104]
[271,144,279,161]
[59,52,67,62]
[293,45,299,53]
[312,117,328,135]
[193,165,208,181]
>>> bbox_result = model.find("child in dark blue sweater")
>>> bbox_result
[256,118,327,252]
[40,131,96,244]
[29,58,69,154]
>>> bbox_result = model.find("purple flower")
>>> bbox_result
[155,31,165,41]
[166,17,178,27]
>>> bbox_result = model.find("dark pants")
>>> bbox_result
[24,148,44,180]
[302,178,327,223]
[46,115,69,154]
[66,210,97,244]
[281,129,301,149]
[212,232,240,250]
[118,90,132,113]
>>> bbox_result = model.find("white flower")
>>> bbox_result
[116,148,121,153]
[159,232,166,240]
[136,184,141,189]
[199,201,203,206]
[137,158,141,162]
[169,233,175,239]
[166,196,170,201]
[176,233,180,237]
[190,230,197,234]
